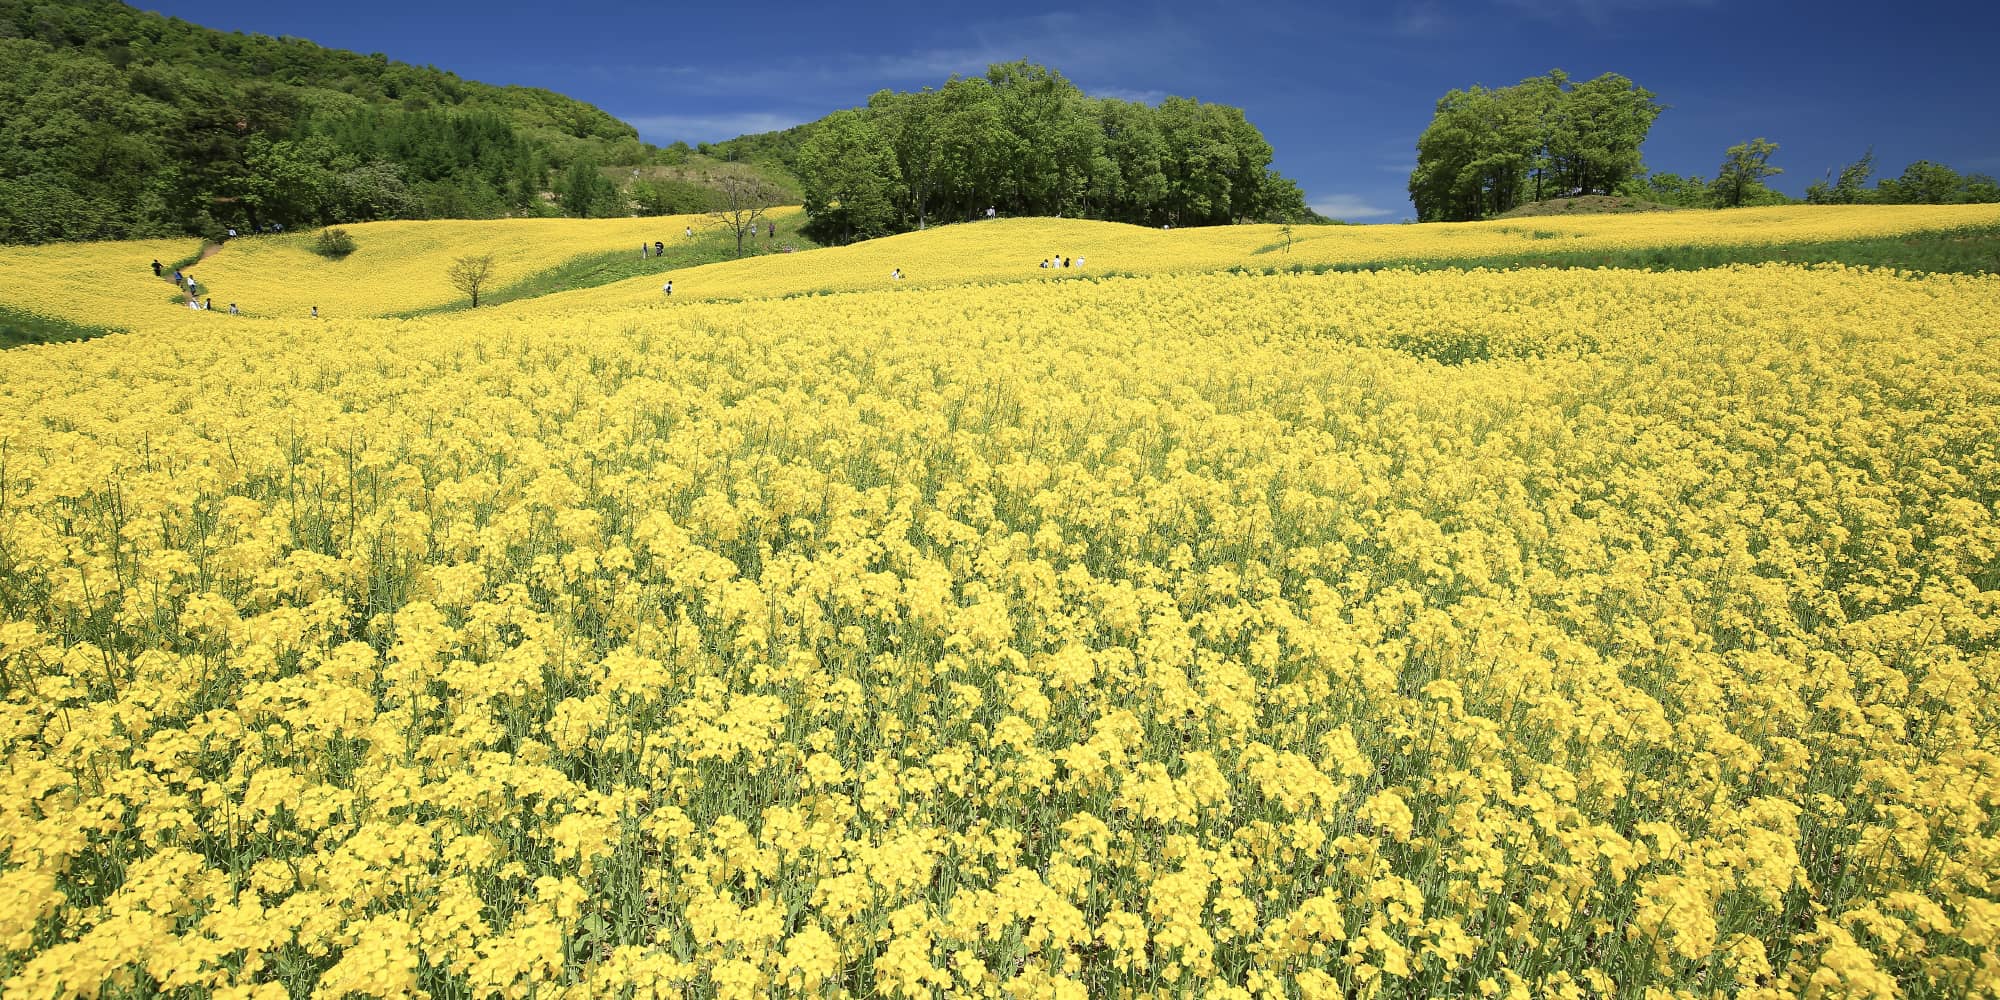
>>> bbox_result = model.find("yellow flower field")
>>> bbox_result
[3,203,1994,331]
[0,213,791,327]
[0,236,204,326]
[181,212,759,319]
[1,258,1997,998]
[516,203,2000,311]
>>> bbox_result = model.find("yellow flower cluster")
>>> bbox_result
[1,249,1998,998]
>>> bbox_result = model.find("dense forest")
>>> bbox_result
[709,62,1316,244]
[0,0,658,243]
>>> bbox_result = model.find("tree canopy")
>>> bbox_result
[760,61,1309,244]
[1409,70,1663,222]
[1807,153,2000,206]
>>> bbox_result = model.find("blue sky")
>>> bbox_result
[145,0,2000,221]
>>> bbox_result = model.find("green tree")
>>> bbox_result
[1806,150,1875,205]
[1713,138,1782,208]
[1544,72,1662,197]
[557,158,621,217]
[446,253,495,307]
[798,110,903,245]
[1410,69,1663,221]
[1640,171,1713,208]
[1877,160,1966,204]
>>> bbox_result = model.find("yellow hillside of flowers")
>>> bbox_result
[186,212,746,319]
[525,202,2000,310]
[0,236,203,325]
[3,203,1996,331]
[0,213,778,327]
[2,263,1997,998]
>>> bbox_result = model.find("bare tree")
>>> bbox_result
[707,166,783,258]
[447,254,496,308]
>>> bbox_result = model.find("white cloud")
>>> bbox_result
[1093,87,1170,105]
[622,112,812,144]
[1310,195,1400,221]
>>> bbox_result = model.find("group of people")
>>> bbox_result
[1040,255,1085,269]
[149,258,254,316]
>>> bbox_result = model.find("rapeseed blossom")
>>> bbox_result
[0,220,1996,998]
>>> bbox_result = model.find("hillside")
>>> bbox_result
[0,0,666,243]
[4,204,1997,345]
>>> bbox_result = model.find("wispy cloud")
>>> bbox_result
[1393,2,1451,36]
[1310,194,1401,221]
[597,12,1196,109]
[1496,0,1718,27]
[1094,87,1170,105]
[622,112,812,144]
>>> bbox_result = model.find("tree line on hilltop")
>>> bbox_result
[708,62,1316,245]
[1411,69,1999,220]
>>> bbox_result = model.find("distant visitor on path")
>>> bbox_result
[662,280,673,296]
[229,303,238,315]
[151,259,162,277]
[641,243,649,259]
[654,241,665,256]
[768,221,776,238]
[986,206,996,219]
[685,226,693,238]
[204,297,211,310]
[311,306,318,318]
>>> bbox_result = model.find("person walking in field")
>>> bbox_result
[203,297,211,310]
[654,241,665,256]
[891,268,903,281]
[685,226,693,239]
[642,243,649,259]
[311,306,318,318]
[662,280,673,296]
[229,303,238,315]
[152,259,162,277]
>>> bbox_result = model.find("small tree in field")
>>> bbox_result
[448,254,495,308]
[1714,138,1782,208]
[708,166,783,258]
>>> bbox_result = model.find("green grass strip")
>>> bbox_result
[397,211,821,317]
[1239,225,2000,277]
